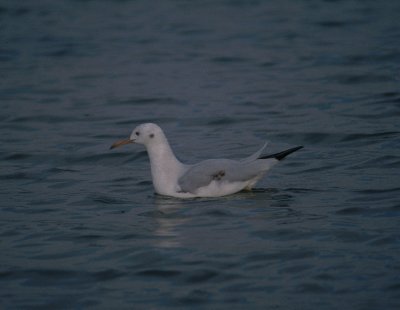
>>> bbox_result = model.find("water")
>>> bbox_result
[1,0,400,309]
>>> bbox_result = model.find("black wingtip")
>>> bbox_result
[258,146,303,161]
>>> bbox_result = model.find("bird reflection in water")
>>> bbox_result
[153,196,188,248]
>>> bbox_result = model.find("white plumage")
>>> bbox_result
[111,123,302,198]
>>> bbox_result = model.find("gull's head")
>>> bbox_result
[110,123,164,149]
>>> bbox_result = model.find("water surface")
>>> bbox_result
[1,0,400,309]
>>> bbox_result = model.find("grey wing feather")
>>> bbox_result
[241,142,268,163]
[178,160,229,193]
[178,158,275,193]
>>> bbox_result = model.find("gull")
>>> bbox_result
[110,123,302,198]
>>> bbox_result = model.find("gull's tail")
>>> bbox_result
[258,146,303,161]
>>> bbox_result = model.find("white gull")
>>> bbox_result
[110,123,302,198]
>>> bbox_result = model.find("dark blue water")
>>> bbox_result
[1,0,400,309]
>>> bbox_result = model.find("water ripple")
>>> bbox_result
[2,1,400,309]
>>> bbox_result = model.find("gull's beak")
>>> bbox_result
[110,138,134,150]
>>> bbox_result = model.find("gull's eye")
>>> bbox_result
[135,131,140,136]
[149,133,154,138]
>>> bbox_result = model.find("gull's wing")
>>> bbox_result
[241,142,268,163]
[178,158,275,194]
